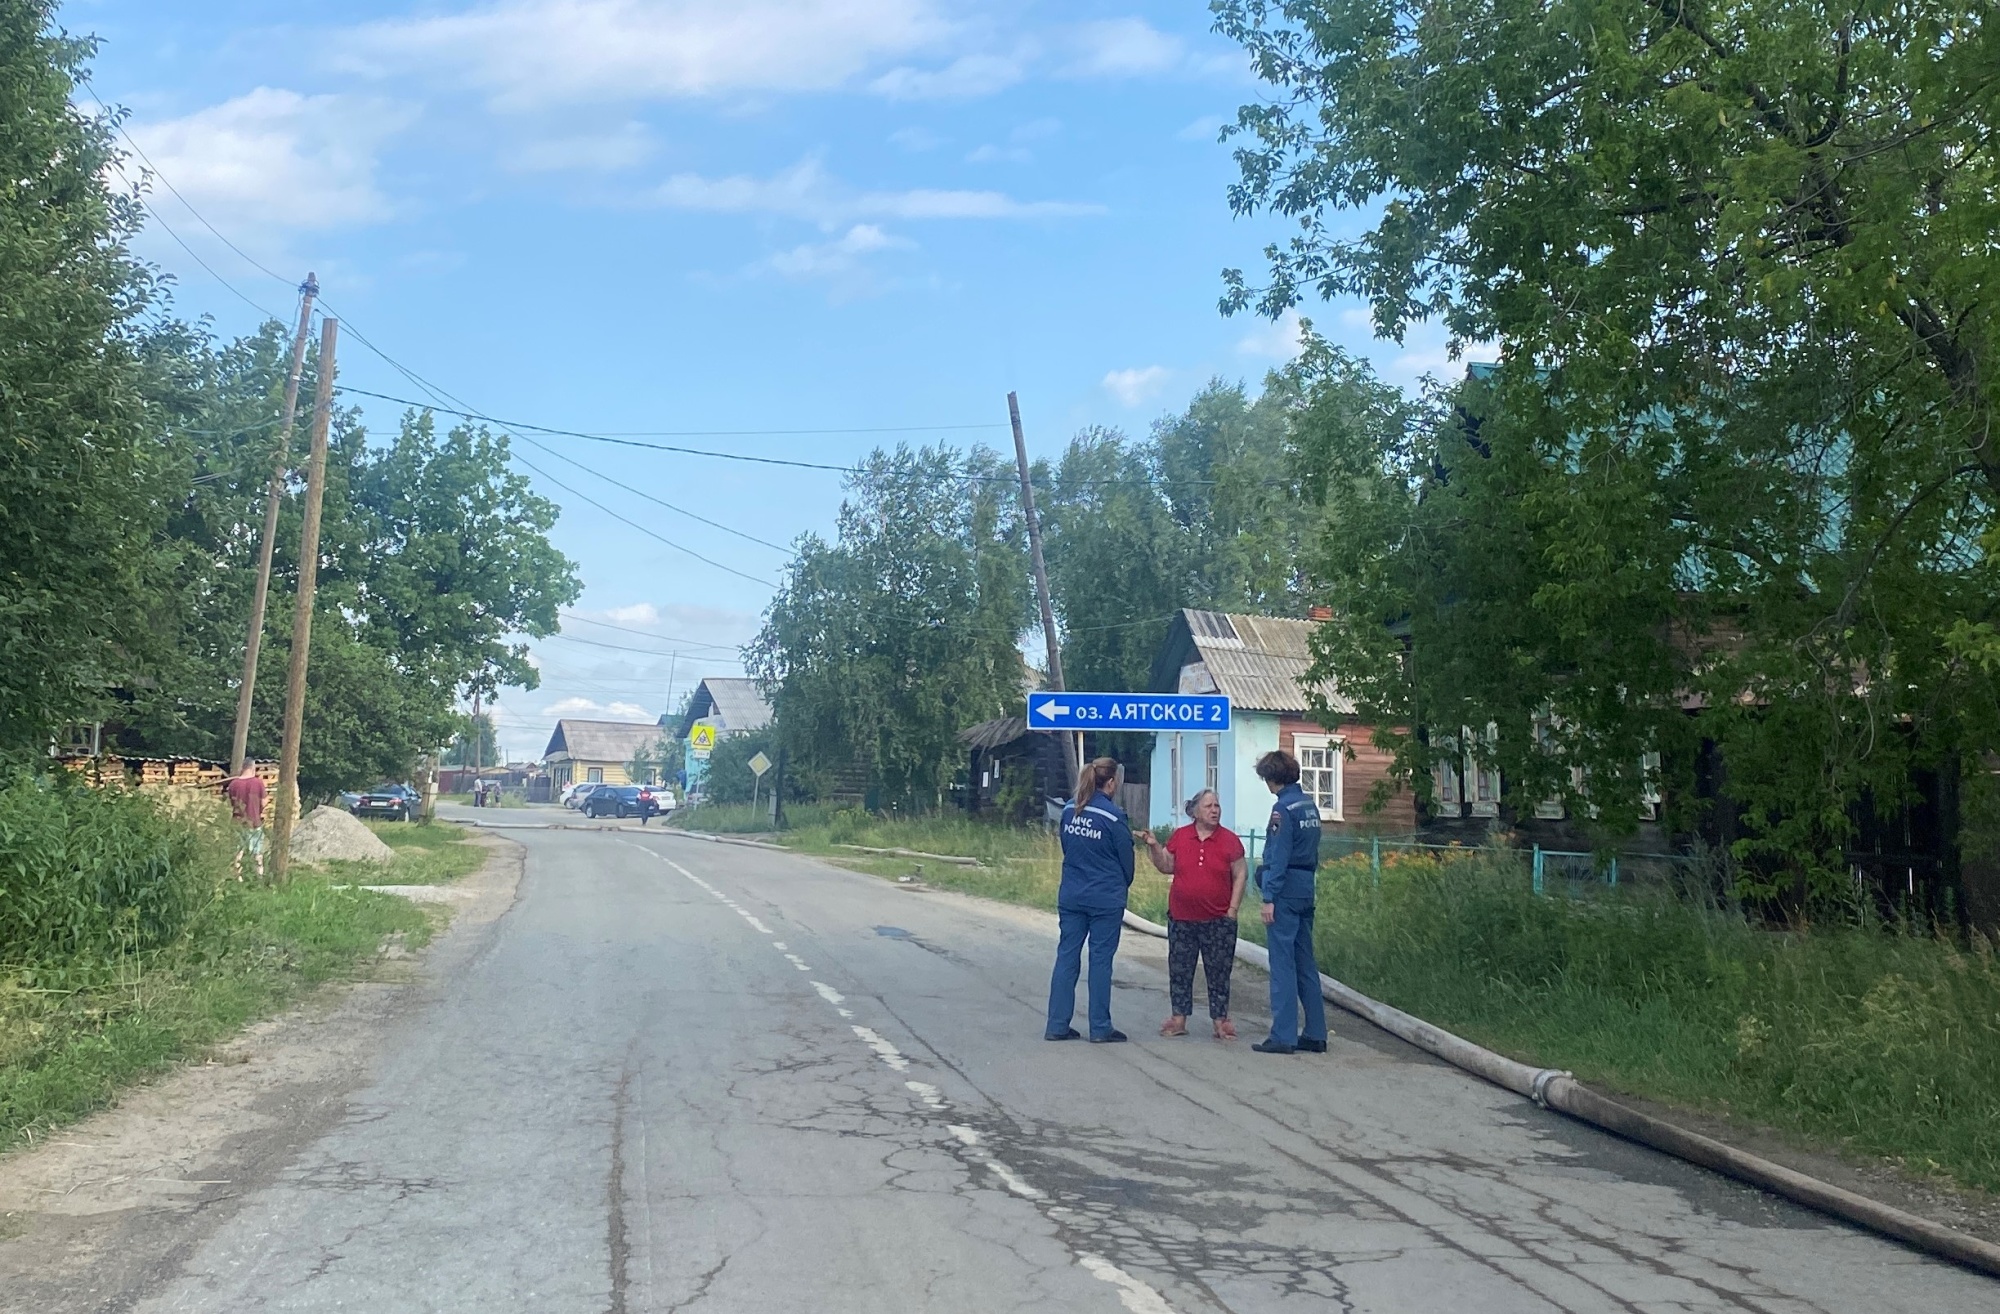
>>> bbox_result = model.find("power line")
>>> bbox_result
[511,431,791,553]
[507,450,776,587]
[543,631,745,659]
[557,612,750,649]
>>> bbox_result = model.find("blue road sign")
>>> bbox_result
[1026,692,1231,732]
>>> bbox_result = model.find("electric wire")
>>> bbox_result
[510,431,791,552]
[506,450,776,587]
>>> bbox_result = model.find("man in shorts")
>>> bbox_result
[223,765,268,880]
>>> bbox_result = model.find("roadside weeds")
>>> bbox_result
[0,821,483,1154]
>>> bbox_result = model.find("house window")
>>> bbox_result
[587,767,604,783]
[1203,738,1220,793]
[1169,737,1182,807]
[1468,724,1501,817]
[1436,756,1464,813]
[1293,734,1343,821]
[1639,751,1663,820]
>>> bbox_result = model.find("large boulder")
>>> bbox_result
[291,805,396,865]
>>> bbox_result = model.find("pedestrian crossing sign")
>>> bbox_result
[689,722,718,757]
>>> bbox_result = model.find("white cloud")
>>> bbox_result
[652,156,1101,223]
[888,126,946,152]
[1235,308,1308,361]
[604,602,661,624]
[1177,114,1226,142]
[506,120,654,172]
[759,224,911,282]
[1102,365,1171,407]
[127,88,411,231]
[543,696,654,720]
[869,52,1025,101]
[341,0,950,109]
[1062,18,1183,78]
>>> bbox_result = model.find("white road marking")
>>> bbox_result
[624,836,1132,1285]
[988,1162,1043,1200]
[1078,1254,1175,1314]
[850,1026,911,1072]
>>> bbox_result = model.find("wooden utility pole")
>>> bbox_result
[470,690,483,774]
[230,274,319,774]
[270,317,338,881]
[1009,392,1081,783]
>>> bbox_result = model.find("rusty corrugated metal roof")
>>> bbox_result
[1179,609,1353,715]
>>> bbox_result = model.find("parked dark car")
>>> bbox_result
[354,783,419,821]
[582,785,659,821]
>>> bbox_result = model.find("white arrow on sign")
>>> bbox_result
[1035,700,1070,720]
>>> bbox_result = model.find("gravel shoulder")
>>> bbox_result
[0,835,522,1314]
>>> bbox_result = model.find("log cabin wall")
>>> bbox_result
[1277,714,1417,831]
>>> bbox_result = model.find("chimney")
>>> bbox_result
[1308,605,1333,622]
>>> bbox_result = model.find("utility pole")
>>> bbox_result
[470,690,483,774]
[1009,392,1081,783]
[270,318,338,881]
[230,274,319,774]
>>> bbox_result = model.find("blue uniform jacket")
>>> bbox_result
[1057,790,1134,913]
[1256,782,1322,904]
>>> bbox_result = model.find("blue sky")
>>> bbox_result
[76,1,1453,761]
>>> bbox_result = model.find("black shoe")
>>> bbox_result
[1297,1037,1328,1053]
[1088,1030,1128,1044]
[1252,1039,1296,1054]
[1045,1028,1081,1041]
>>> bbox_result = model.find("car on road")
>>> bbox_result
[648,786,677,815]
[560,781,604,810]
[353,783,419,821]
[582,785,659,820]
[338,790,363,813]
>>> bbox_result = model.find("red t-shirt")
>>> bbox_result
[1165,824,1245,922]
[223,774,267,826]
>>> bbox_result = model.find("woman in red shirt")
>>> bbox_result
[1141,788,1248,1039]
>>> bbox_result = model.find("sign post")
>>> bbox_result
[749,750,772,817]
[1026,693,1231,733]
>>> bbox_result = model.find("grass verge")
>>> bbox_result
[1316,852,2000,1196]
[681,806,2000,1196]
[310,819,486,886]
[1,874,435,1152]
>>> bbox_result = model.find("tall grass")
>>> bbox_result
[0,774,231,962]
[0,772,438,1150]
[1316,853,2000,1194]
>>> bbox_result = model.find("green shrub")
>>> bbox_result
[0,773,230,962]
[1315,853,2000,1192]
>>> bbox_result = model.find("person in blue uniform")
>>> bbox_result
[1045,756,1134,1043]
[1251,749,1330,1055]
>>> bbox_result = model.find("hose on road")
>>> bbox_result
[1121,910,2000,1280]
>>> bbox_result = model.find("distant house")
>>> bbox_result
[673,678,774,794]
[1144,609,1414,841]
[542,719,670,792]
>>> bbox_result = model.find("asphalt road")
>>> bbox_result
[135,821,1995,1313]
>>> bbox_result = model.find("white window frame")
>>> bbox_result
[1292,733,1345,822]
[1203,737,1220,794]
[1467,723,1501,817]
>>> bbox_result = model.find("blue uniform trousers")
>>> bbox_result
[1264,895,1327,1047]
[1046,906,1125,1039]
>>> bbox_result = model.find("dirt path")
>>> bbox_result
[0,837,522,1314]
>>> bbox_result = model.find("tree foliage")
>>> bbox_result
[1221,0,2000,886]
[0,5,167,757]
[749,447,1031,807]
